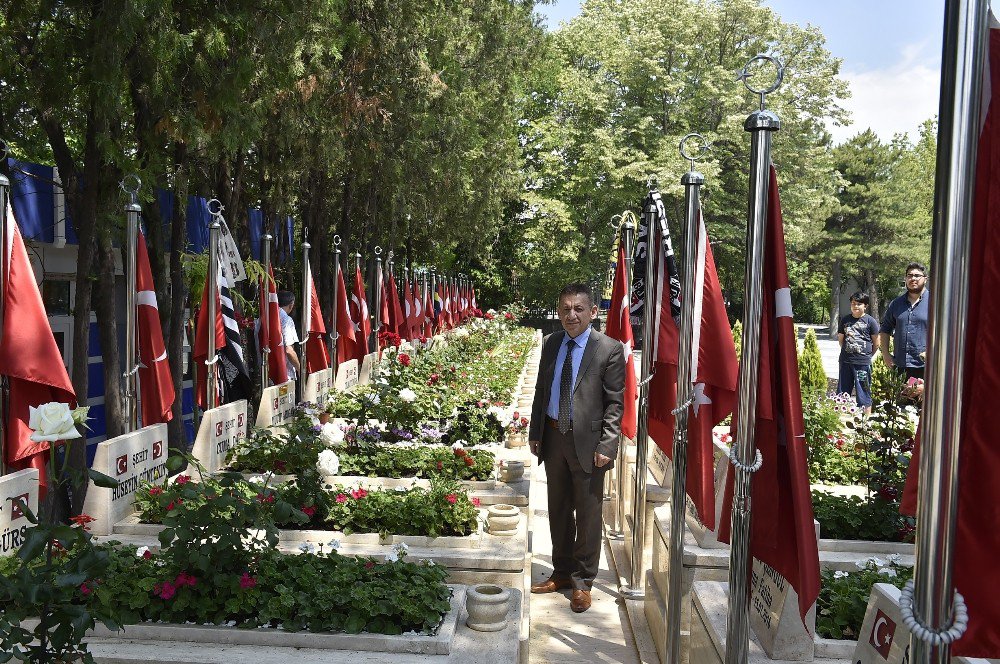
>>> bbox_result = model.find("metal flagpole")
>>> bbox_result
[609,216,636,542]
[300,229,312,397]
[205,202,223,412]
[121,176,142,433]
[0,152,9,475]
[622,183,660,600]
[603,218,623,506]
[372,247,383,354]
[260,233,273,392]
[667,133,709,664]
[725,55,783,664]
[907,2,986,663]
[331,235,342,371]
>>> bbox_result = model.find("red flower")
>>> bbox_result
[513,411,520,419]
[472,497,481,508]
[166,501,176,512]
[80,582,93,596]
[464,456,475,467]
[454,447,467,458]
[149,486,163,496]
[504,312,513,320]
[336,493,348,503]
[365,560,376,569]
[520,417,528,426]
[256,493,275,504]
[350,488,368,500]
[446,493,457,504]
[175,475,191,485]
[154,581,176,600]
[485,312,495,320]
[301,505,316,517]
[239,572,257,590]
[398,353,412,367]
[436,461,444,470]
[428,373,440,386]
[273,459,288,473]
[70,514,96,530]
[175,571,197,587]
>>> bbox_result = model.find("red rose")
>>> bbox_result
[398,353,412,367]
[454,447,467,458]
[143,549,153,559]
[149,486,163,496]
[464,456,475,467]
[166,501,176,511]
[175,475,191,485]
[513,411,520,419]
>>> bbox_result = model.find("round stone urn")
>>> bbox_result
[499,460,525,483]
[487,504,520,536]
[465,583,511,632]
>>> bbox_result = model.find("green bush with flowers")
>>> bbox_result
[817,557,913,639]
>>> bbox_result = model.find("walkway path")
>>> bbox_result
[528,459,641,663]
[798,323,841,382]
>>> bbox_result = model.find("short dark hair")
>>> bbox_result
[849,291,869,305]
[277,290,295,307]
[557,283,594,307]
[906,262,927,276]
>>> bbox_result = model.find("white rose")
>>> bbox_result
[28,402,81,442]
[317,449,340,476]
[398,388,417,403]
[319,422,344,447]
[136,546,151,558]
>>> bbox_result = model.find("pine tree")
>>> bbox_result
[799,328,828,397]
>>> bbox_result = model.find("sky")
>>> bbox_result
[536,0,945,144]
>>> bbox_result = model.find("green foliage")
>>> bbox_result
[798,328,829,398]
[846,398,917,501]
[817,558,913,639]
[803,393,866,485]
[337,446,496,482]
[869,354,904,405]
[731,320,743,359]
[811,492,914,543]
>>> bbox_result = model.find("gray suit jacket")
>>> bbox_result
[528,329,626,473]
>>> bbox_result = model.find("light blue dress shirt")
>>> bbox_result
[547,326,593,421]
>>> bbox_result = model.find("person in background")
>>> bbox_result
[880,262,930,380]
[276,290,300,381]
[837,291,880,413]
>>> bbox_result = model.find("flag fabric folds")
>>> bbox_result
[194,263,251,409]
[0,206,77,491]
[258,266,289,385]
[136,229,175,425]
[604,241,638,440]
[900,26,1000,656]
[350,264,371,360]
[304,271,330,373]
[718,166,820,627]
[334,264,357,365]
[388,272,405,339]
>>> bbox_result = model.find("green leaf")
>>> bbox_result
[88,468,119,489]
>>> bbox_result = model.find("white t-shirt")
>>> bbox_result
[278,308,299,379]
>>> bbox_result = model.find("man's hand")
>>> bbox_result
[594,452,612,468]
[529,440,541,456]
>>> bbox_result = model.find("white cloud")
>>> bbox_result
[829,42,940,145]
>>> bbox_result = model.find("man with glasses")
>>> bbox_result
[879,262,929,379]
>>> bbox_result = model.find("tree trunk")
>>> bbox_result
[865,268,880,320]
[829,259,842,336]
[94,231,123,441]
[166,144,189,452]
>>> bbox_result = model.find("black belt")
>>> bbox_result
[546,416,570,431]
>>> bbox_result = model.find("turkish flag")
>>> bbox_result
[258,266,288,385]
[136,230,174,425]
[193,268,227,410]
[604,242,637,439]
[304,272,329,373]
[718,166,820,627]
[410,280,424,338]
[350,264,370,360]
[424,282,434,334]
[334,264,357,365]
[379,270,391,334]
[899,28,1000,656]
[385,272,403,338]
[0,206,77,491]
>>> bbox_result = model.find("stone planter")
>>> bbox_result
[499,460,524,483]
[487,504,520,536]
[506,432,526,449]
[465,583,511,632]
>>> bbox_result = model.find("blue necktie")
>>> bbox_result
[558,339,575,434]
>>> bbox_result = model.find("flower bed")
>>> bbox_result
[817,557,912,639]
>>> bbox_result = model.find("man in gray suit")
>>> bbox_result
[528,283,626,613]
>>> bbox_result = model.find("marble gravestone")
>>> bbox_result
[0,468,39,556]
[853,583,911,664]
[191,400,248,474]
[303,368,335,407]
[83,424,169,536]
[335,359,359,391]
[255,381,296,431]
[359,352,377,385]
[748,557,816,661]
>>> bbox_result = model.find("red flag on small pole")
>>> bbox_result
[350,260,371,360]
[136,230,174,425]
[604,241,637,439]
[305,275,330,373]
[258,266,288,386]
[334,264,356,365]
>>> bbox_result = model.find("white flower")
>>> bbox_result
[384,550,399,562]
[327,539,341,551]
[136,546,151,558]
[394,485,408,492]
[886,553,901,563]
[317,449,340,476]
[28,402,81,442]
[319,422,344,447]
[488,405,512,428]
[398,388,417,403]
[869,556,885,567]
[833,570,848,578]
[399,341,413,352]
[451,441,466,451]
[298,542,317,554]
[877,567,898,577]
[248,475,266,484]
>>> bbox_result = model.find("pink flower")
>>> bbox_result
[175,572,197,587]
[336,493,348,503]
[80,582,92,596]
[472,497,481,507]
[512,411,520,419]
[446,493,457,504]
[175,475,191,485]
[350,488,368,500]
[239,572,257,590]
[154,581,176,600]
[365,560,375,569]
[301,505,316,517]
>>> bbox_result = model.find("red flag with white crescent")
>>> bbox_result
[258,266,288,385]
[136,229,174,425]
[305,272,330,373]
[335,264,357,365]
[604,241,637,439]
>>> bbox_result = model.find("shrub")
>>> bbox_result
[731,319,742,358]
[811,491,915,542]
[817,558,912,639]
[798,328,828,398]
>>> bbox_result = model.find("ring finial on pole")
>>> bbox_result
[737,54,785,110]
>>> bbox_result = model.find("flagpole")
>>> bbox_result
[667,133,708,664]
[604,216,624,532]
[609,216,636,542]
[622,183,660,600]
[725,56,783,664]
[121,176,142,433]
[300,229,312,398]
[0,159,9,476]
[908,2,985,663]
[206,201,223,412]
[373,246,383,354]
[331,235,341,371]
[260,233,272,392]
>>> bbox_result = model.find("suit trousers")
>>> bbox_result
[543,419,606,590]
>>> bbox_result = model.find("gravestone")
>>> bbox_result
[0,469,39,556]
[335,359,359,390]
[303,368,335,406]
[191,401,248,474]
[748,557,816,661]
[256,381,296,431]
[360,353,377,385]
[853,583,910,664]
[83,424,169,535]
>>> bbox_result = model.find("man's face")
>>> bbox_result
[905,269,927,294]
[557,293,597,338]
[850,299,866,317]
